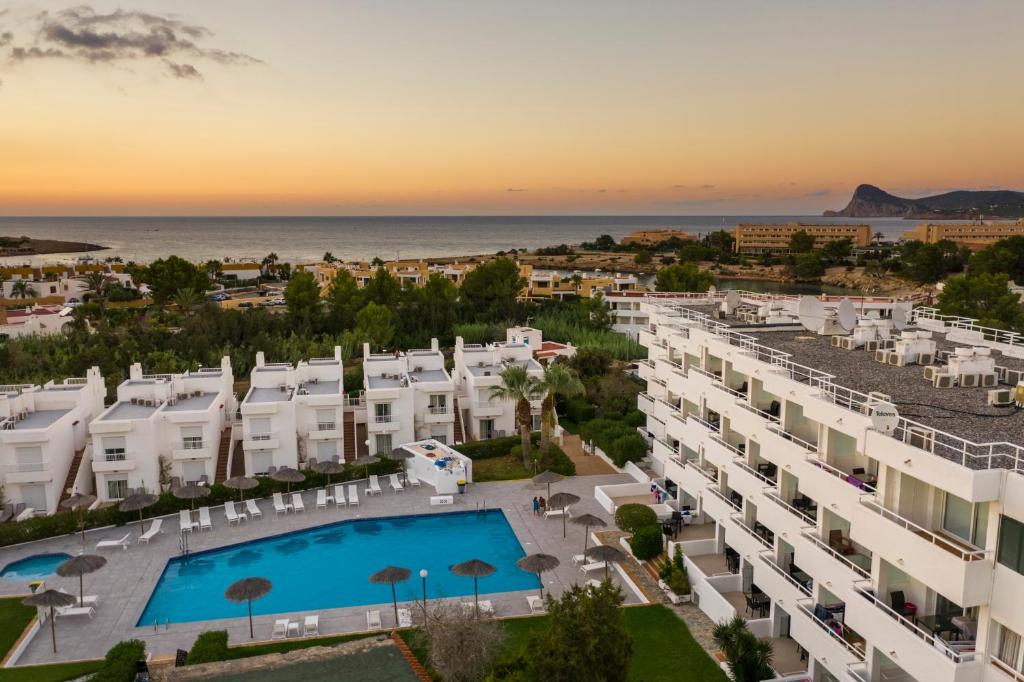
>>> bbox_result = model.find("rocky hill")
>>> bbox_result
[824,184,1024,219]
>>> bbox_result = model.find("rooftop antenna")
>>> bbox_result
[837,299,857,332]
[798,296,828,333]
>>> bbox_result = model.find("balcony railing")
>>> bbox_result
[764,491,817,525]
[767,426,818,453]
[858,497,989,561]
[805,457,876,493]
[428,406,450,415]
[730,514,773,549]
[688,415,721,433]
[795,600,865,661]
[180,439,204,450]
[705,486,741,511]
[316,422,336,431]
[103,451,127,462]
[799,529,871,580]
[758,551,812,597]
[7,459,49,473]
[991,657,1024,682]
[735,399,780,423]
[248,432,273,441]
[374,415,395,424]
[709,434,745,457]
[734,460,776,486]
[685,459,718,483]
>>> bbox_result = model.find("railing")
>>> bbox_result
[374,415,395,424]
[913,306,1024,350]
[103,451,127,462]
[685,459,718,483]
[427,406,450,415]
[709,435,745,458]
[63,377,89,385]
[735,400,780,423]
[248,432,273,441]
[181,439,204,450]
[795,600,865,660]
[858,497,989,561]
[316,422,336,431]
[991,657,1024,682]
[196,366,223,373]
[764,491,816,525]
[853,583,974,663]
[688,415,721,433]
[892,418,1024,472]
[767,426,818,453]
[0,384,35,393]
[734,460,777,486]
[758,551,812,597]
[730,514,773,549]
[705,486,741,511]
[343,392,365,407]
[845,662,870,682]
[142,373,174,380]
[799,529,870,580]
[804,457,876,493]
[7,460,49,473]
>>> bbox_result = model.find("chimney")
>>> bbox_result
[430,338,439,352]
[129,363,143,380]
[334,345,343,362]
[255,351,265,368]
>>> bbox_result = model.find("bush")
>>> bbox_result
[187,630,230,665]
[458,433,538,460]
[563,397,596,424]
[615,503,657,534]
[630,524,664,561]
[609,433,647,467]
[91,640,146,682]
[508,443,576,477]
[622,410,645,428]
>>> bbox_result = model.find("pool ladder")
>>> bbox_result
[153,619,170,632]
[178,530,191,560]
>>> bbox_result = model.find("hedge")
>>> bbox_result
[90,640,146,682]
[615,503,657,534]
[579,418,647,467]
[187,631,230,665]
[510,443,576,477]
[0,459,401,549]
[630,525,664,561]
[457,433,539,460]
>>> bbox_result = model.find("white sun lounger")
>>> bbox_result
[224,501,246,525]
[179,509,197,533]
[579,561,606,573]
[273,492,292,515]
[96,532,130,551]
[272,618,289,639]
[316,489,328,510]
[367,475,383,496]
[526,595,546,614]
[586,579,603,589]
[57,588,98,606]
[398,608,412,628]
[198,506,213,531]
[139,518,163,544]
[389,474,404,493]
[347,484,359,507]
[366,610,382,629]
[291,492,306,513]
[245,499,263,519]
[287,620,300,638]
[334,483,347,507]
[56,605,96,619]
[544,507,568,519]
[406,473,421,487]
[571,554,586,565]
[304,614,319,636]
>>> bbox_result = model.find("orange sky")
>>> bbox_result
[1,1,1022,215]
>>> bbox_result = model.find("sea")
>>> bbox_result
[0,215,916,266]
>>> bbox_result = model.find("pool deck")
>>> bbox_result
[0,473,636,666]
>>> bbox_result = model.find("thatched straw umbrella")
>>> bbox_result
[310,461,344,487]
[270,467,305,493]
[225,577,272,639]
[369,566,411,626]
[351,454,380,480]
[585,544,625,580]
[450,559,496,617]
[383,448,415,484]
[119,493,159,534]
[516,554,560,598]
[56,554,107,607]
[571,513,607,553]
[172,484,210,511]
[223,476,259,501]
[547,491,581,538]
[23,590,76,653]
[532,470,565,499]
[59,493,97,542]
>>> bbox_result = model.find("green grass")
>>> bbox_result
[0,598,35,661]
[224,632,376,660]
[471,454,533,482]
[0,660,103,682]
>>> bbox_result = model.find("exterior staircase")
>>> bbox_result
[343,411,357,460]
[453,397,467,443]
[228,438,245,477]
[214,428,232,484]
[59,445,88,503]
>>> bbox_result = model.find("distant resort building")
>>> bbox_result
[0,262,135,305]
[732,222,872,254]
[900,219,1024,251]
[0,305,74,339]
[621,228,698,247]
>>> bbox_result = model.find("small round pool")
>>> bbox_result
[0,553,72,580]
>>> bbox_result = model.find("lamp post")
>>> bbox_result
[419,569,429,618]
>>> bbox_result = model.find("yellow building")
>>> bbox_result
[732,222,872,254]
[621,229,698,247]
[900,220,1024,251]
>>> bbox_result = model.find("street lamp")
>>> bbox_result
[419,569,429,617]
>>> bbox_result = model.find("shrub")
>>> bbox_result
[509,443,576,476]
[629,524,664,561]
[187,630,230,665]
[458,433,538,460]
[608,433,647,467]
[615,503,657,534]
[563,397,596,424]
[91,640,146,682]
[622,410,645,428]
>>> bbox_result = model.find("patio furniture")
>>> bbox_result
[890,591,917,620]
[828,530,855,556]
[272,619,289,639]
[139,519,163,543]
[526,595,546,614]
[366,610,382,629]
[245,499,263,519]
[96,533,131,551]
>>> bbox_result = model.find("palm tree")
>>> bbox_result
[323,252,337,263]
[570,273,584,293]
[11,280,37,299]
[873,231,885,246]
[205,260,223,279]
[80,272,111,304]
[173,287,203,315]
[537,364,584,454]
[489,365,542,467]
[712,616,774,682]
[261,252,279,277]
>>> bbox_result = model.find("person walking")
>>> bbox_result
[532,496,540,516]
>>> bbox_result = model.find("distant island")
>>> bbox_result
[824,183,1024,219]
[0,235,107,257]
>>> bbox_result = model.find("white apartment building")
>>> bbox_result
[240,348,344,476]
[453,337,544,441]
[0,368,106,516]
[362,339,456,454]
[90,359,236,502]
[632,293,1024,682]
[0,305,74,339]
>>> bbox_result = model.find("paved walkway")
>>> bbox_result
[560,434,617,475]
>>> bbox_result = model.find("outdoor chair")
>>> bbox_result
[890,591,917,620]
[828,530,855,556]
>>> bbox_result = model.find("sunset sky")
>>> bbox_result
[1,1,1022,216]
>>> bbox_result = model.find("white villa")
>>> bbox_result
[362,339,456,454]
[90,359,236,502]
[0,368,106,516]
[240,348,344,476]
[452,336,544,441]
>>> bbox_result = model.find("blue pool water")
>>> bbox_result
[1,553,72,580]
[138,510,537,625]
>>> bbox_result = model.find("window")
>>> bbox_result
[479,419,495,439]
[995,622,1024,675]
[181,426,203,450]
[375,434,392,455]
[15,446,44,472]
[316,409,336,430]
[103,436,126,461]
[182,461,205,484]
[429,394,447,414]
[20,484,47,511]
[316,440,336,460]
[375,403,392,423]
[106,479,129,500]
[250,452,273,475]
[998,515,1024,574]
[249,418,271,440]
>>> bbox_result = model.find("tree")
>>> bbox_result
[172,287,204,315]
[523,581,632,682]
[11,280,37,299]
[903,242,949,283]
[654,262,714,292]
[324,269,361,331]
[615,504,657,534]
[568,347,613,381]
[821,238,853,264]
[713,616,774,682]
[363,268,402,308]
[489,365,542,467]
[537,364,584,453]
[938,273,1024,332]
[417,599,506,682]
[322,252,337,263]
[204,260,223,279]
[283,271,322,331]
[354,302,396,351]
[970,236,1024,283]
[459,257,525,323]
[80,272,112,303]
[788,230,815,253]
[633,250,652,265]
[142,256,210,304]
[570,273,583,292]
[371,256,385,267]
[791,253,825,279]
[705,229,735,254]
[260,252,279,277]
[677,241,710,263]
[593,234,616,251]
[399,274,458,346]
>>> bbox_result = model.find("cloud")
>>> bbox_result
[671,183,715,190]
[801,189,831,198]
[504,188,526,193]
[6,6,260,78]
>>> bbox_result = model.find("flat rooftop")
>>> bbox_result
[302,380,341,395]
[467,358,542,377]
[245,387,293,404]
[11,409,71,430]
[100,401,158,421]
[408,369,449,383]
[367,375,402,390]
[40,384,85,393]
[164,393,218,412]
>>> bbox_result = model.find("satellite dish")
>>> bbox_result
[837,299,856,331]
[709,285,717,294]
[725,290,741,314]
[798,296,827,333]
[892,305,909,330]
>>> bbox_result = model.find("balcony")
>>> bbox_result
[797,457,872,521]
[369,414,402,433]
[793,600,865,667]
[797,529,871,584]
[172,440,213,459]
[243,432,279,451]
[763,491,817,526]
[637,392,655,415]
[698,485,735,522]
[470,401,504,418]
[850,497,993,606]
[308,422,340,440]
[4,459,53,484]
[730,514,773,550]
[93,454,136,472]
[756,552,812,605]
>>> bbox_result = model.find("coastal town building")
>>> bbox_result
[900,220,1024,251]
[621,228,698,247]
[630,291,1024,682]
[0,262,135,304]
[0,305,73,339]
[239,348,345,477]
[519,263,639,300]
[0,368,106,516]
[505,326,576,365]
[732,223,872,254]
[361,339,457,453]
[452,336,545,440]
[90,359,236,503]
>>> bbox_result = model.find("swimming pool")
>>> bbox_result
[1,553,72,580]
[138,510,537,625]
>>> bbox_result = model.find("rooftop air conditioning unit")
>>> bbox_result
[864,340,880,352]
[888,353,905,367]
[923,366,939,381]
[875,350,889,363]
[193,390,201,397]
[918,353,934,365]
[982,374,998,388]
[906,426,935,452]
[933,373,955,388]
[1005,369,1024,386]
[960,374,980,388]
[988,389,1013,406]
[880,339,895,350]
[830,336,841,348]
[839,337,856,351]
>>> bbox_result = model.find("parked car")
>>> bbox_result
[238,301,254,308]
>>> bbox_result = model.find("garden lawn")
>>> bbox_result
[0,598,35,661]
[0,661,102,682]
[225,632,375,660]
[470,454,532,482]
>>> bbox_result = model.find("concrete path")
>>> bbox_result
[560,434,617,476]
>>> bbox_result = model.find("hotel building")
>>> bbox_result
[733,223,872,254]
[453,336,545,441]
[900,221,1024,251]
[0,369,106,515]
[632,292,1024,682]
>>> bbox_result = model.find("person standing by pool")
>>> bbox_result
[539,496,546,513]
[532,497,540,516]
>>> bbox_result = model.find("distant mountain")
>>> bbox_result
[824,184,1024,219]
